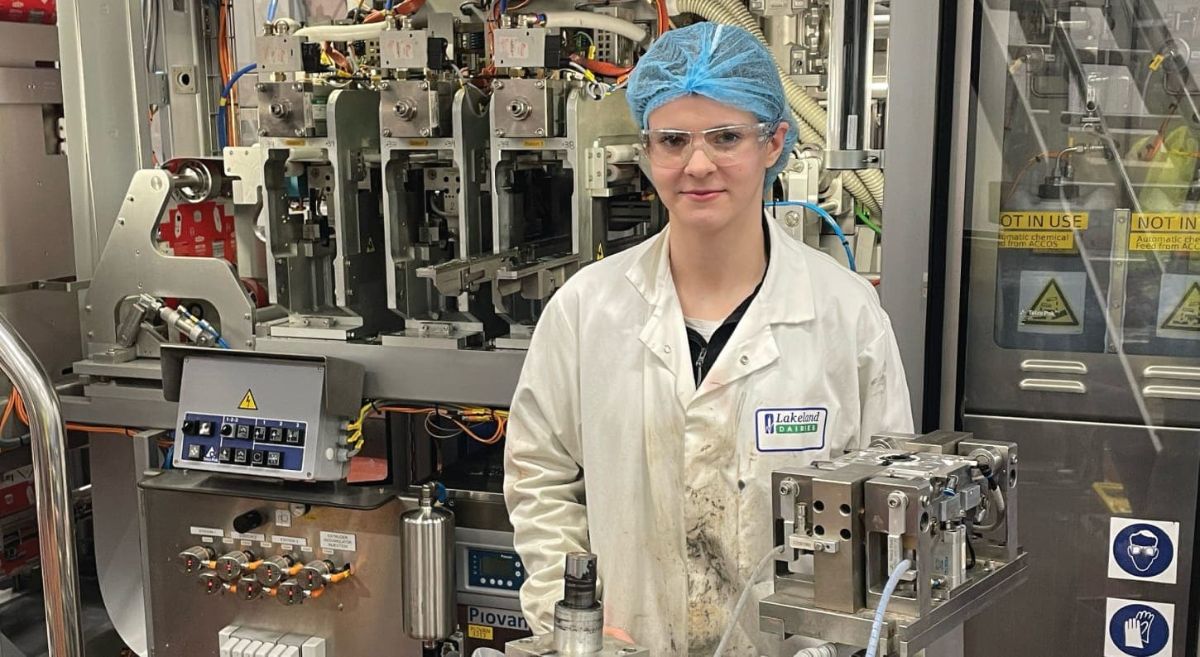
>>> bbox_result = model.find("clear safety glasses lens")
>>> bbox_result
[639,122,775,169]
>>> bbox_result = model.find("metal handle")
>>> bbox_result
[0,313,83,657]
[1020,359,1088,374]
[1143,366,1200,382]
[1018,379,1087,394]
[1142,385,1200,401]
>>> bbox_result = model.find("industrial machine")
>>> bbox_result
[0,0,1072,656]
[760,432,1024,656]
[949,2,1200,656]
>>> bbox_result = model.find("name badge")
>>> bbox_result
[755,407,828,452]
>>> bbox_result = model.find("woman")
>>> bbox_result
[503,21,913,657]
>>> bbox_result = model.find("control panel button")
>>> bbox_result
[285,428,303,445]
[265,451,283,468]
[267,427,284,443]
[220,423,234,437]
[198,421,214,437]
[185,444,203,461]
[218,447,233,464]
[252,426,267,441]
[276,580,305,606]
[233,448,249,465]
[250,450,266,467]
[181,420,197,434]
[235,425,251,440]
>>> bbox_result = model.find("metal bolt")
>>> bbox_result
[535,80,545,89]
[495,129,505,137]
[382,128,393,137]
[243,313,252,320]
[419,81,429,90]
[256,83,267,91]
[295,128,306,137]
[887,491,907,509]
[493,80,504,90]
[785,211,800,227]
[778,479,799,496]
[85,305,92,312]
[534,128,545,136]
[379,81,391,90]
[117,218,126,225]
[259,129,269,137]
[419,128,431,137]
[292,83,304,92]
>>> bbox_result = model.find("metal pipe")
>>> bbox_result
[825,0,879,169]
[0,313,82,657]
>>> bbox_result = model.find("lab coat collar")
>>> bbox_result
[624,214,817,326]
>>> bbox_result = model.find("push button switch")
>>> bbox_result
[267,428,284,443]
[265,451,283,468]
[218,447,233,464]
[233,448,249,465]
[250,450,266,467]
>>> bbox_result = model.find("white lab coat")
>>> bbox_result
[503,216,914,657]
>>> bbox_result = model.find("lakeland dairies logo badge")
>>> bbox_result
[762,410,822,435]
[755,407,828,452]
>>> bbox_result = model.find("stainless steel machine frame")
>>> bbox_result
[760,432,1025,656]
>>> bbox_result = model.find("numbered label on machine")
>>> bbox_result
[162,347,364,482]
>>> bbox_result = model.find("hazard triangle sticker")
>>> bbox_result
[238,389,258,411]
[1162,282,1200,332]
[1022,279,1080,326]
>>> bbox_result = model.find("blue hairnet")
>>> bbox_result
[626,22,798,188]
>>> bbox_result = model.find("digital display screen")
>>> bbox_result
[480,555,514,578]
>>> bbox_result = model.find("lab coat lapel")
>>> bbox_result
[628,226,696,410]
[696,216,817,395]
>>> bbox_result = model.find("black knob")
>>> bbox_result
[232,509,265,535]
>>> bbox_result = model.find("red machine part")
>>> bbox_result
[160,201,237,263]
[0,0,56,24]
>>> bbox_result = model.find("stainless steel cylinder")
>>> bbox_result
[401,484,456,643]
[553,552,603,655]
[0,313,82,657]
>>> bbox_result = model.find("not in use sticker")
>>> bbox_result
[1109,518,1179,584]
[1105,598,1173,657]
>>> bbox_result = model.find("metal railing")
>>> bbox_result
[0,313,83,657]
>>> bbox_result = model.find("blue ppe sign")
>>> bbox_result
[1105,599,1173,657]
[1109,518,1179,584]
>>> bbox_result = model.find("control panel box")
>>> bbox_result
[163,347,363,482]
[456,528,524,598]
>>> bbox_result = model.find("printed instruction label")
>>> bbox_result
[999,210,1088,250]
[319,531,357,552]
[1109,518,1179,584]
[1131,213,1200,252]
[190,526,224,538]
[1106,598,1173,657]
[230,531,265,543]
[272,535,308,548]
[275,509,292,528]
[467,625,494,641]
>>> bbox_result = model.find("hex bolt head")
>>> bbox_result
[495,129,505,137]
[258,129,269,137]
[294,128,306,137]
[256,83,267,91]
[382,128,393,137]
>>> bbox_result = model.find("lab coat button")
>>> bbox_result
[663,345,671,354]
[739,355,749,365]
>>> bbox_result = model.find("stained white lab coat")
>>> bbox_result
[503,216,914,657]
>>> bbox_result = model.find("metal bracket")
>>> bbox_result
[0,276,90,297]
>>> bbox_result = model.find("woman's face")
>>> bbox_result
[645,95,788,234]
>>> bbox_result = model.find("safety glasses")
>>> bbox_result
[639,122,778,169]
[1128,545,1159,556]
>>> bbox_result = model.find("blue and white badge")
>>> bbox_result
[1109,518,1179,584]
[755,407,827,452]
[1105,598,1173,657]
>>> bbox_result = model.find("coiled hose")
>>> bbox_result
[674,0,885,215]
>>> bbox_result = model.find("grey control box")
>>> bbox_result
[162,346,364,482]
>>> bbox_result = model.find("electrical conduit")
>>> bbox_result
[540,11,649,44]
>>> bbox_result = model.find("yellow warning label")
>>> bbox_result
[1162,282,1200,332]
[1021,279,1079,326]
[999,211,1090,230]
[238,389,258,411]
[998,211,1087,250]
[467,625,494,641]
[521,139,546,148]
[999,231,1076,250]
[1130,213,1200,252]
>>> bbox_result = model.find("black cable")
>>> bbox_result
[966,530,977,570]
